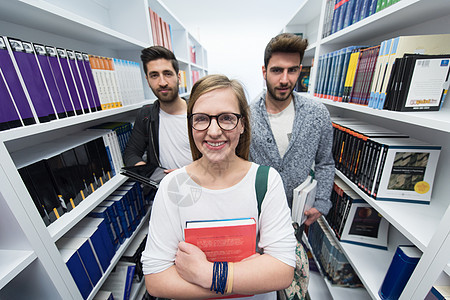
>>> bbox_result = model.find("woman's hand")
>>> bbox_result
[175,241,213,289]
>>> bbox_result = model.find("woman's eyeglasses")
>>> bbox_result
[189,113,242,131]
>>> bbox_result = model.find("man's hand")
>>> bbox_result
[175,241,213,289]
[303,207,322,226]
[135,161,146,166]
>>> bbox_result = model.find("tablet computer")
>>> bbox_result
[120,164,167,188]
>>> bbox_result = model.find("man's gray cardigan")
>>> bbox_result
[249,91,335,215]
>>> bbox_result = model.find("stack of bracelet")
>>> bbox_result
[211,262,228,294]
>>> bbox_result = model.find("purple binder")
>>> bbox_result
[0,67,21,130]
[82,53,102,111]
[67,50,90,114]
[33,43,67,119]
[45,46,75,117]
[74,51,96,112]
[56,48,83,115]
[8,38,56,123]
[0,36,35,126]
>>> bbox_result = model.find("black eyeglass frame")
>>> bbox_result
[188,113,243,131]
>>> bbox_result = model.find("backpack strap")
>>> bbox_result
[255,165,270,216]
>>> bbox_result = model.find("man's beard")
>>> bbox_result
[267,82,294,102]
[153,84,179,103]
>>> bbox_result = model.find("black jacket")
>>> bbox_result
[123,100,162,167]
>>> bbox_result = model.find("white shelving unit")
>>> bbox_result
[281,0,450,299]
[147,0,208,99]
[0,0,207,299]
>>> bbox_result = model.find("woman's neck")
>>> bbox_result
[189,157,251,189]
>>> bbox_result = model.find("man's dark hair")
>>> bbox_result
[264,33,308,68]
[141,46,179,75]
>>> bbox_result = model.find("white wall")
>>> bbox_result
[160,0,305,102]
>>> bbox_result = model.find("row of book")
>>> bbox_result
[326,177,389,249]
[90,182,148,250]
[148,7,173,51]
[0,35,144,132]
[331,117,441,204]
[179,70,188,94]
[59,180,151,299]
[314,33,450,111]
[15,122,131,225]
[322,0,400,38]
[307,217,363,287]
[89,55,145,110]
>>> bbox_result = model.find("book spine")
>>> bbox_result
[372,145,389,198]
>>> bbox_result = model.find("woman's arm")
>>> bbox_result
[173,241,294,298]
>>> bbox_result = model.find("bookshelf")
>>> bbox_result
[281,0,450,299]
[0,0,207,299]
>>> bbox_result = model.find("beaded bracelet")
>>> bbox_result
[210,261,228,294]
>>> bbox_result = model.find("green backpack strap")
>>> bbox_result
[255,165,270,216]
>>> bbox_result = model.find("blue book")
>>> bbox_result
[121,182,145,218]
[107,195,133,237]
[57,237,103,288]
[368,0,378,16]
[60,248,93,299]
[314,54,324,96]
[115,185,141,225]
[352,0,363,24]
[330,0,341,34]
[327,51,339,99]
[379,245,421,300]
[331,49,346,100]
[336,0,349,32]
[343,0,356,28]
[359,0,372,21]
[66,225,112,273]
[321,52,333,97]
[89,206,121,247]
[112,190,137,231]
[77,217,116,260]
[99,200,126,245]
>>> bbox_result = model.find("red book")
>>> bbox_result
[185,218,256,299]
[184,218,256,262]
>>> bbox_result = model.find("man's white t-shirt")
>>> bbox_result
[158,109,192,169]
[267,99,295,158]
